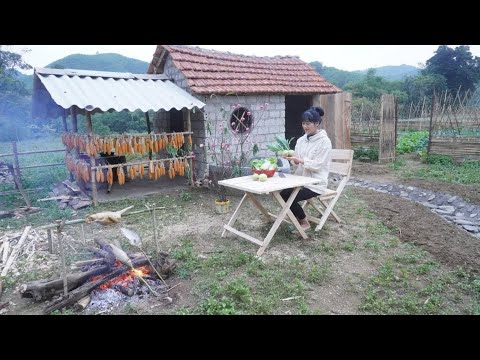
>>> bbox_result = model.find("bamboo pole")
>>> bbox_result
[152,207,159,253]
[85,111,98,206]
[70,106,78,133]
[420,96,426,130]
[47,229,53,254]
[70,106,80,165]
[89,155,194,170]
[0,187,43,195]
[62,108,73,181]
[145,111,153,161]
[56,220,68,296]
[62,109,68,132]
[187,110,194,187]
[18,162,65,170]
[37,207,166,230]
[427,91,436,155]
[0,149,65,158]
[80,224,86,245]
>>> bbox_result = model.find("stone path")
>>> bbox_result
[347,177,480,239]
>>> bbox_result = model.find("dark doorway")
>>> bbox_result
[285,95,312,148]
[170,109,184,132]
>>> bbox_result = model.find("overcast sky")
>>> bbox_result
[7,45,480,74]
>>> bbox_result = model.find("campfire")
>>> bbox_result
[84,263,167,314]
[19,238,175,314]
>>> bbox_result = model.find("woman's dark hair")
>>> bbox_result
[301,107,325,123]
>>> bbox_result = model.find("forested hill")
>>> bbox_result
[46,53,150,73]
[309,61,420,88]
[355,65,420,80]
[18,53,151,91]
[19,52,419,92]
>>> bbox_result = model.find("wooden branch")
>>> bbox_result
[1,226,32,277]
[37,195,71,202]
[20,265,111,301]
[72,258,104,267]
[44,257,148,314]
[74,295,91,311]
[86,246,116,267]
[7,158,31,208]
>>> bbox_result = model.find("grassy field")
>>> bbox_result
[1,136,480,315]
[1,186,479,315]
[0,136,68,211]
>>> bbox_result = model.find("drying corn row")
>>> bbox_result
[66,152,191,185]
[62,132,190,155]
[65,154,91,183]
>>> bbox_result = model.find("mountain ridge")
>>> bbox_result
[17,53,420,91]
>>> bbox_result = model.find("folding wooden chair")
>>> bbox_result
[301,149,354,232]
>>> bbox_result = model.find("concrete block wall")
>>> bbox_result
[197,95,285,177]
[160,56,287,179]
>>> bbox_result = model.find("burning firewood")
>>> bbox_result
[109,243,158,296]
[85,205,134,225]
[120,227,168,287]
[18,235,173,313]
[43,256,149,314]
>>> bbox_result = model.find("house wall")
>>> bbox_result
[158,55,286,180]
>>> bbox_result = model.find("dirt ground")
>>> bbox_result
[352,160,480,273]
[1,157,480,315]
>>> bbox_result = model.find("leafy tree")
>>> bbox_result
[76,110,149,135]
[423,45,480,95]
[310,61,363,88]
[344,69,408,102]
[0,46,32,141]
[402,73,447,103]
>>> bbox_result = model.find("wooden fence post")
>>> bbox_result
[85,111,98,206]
[11,141,31,207]
[427,92,436,155]
[187,110,194,187]
[56,220,68,296]
[379,95,396,163]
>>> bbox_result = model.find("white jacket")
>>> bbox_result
[293,129,332,194]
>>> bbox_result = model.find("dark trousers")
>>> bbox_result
[280,187,319,220]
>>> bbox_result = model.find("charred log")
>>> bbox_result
[44,256,148,314]
[20,266,110,301]
[87,246,116,267]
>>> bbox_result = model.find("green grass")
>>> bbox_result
[0,136,67,211]
[404,159,480,184]
[170,243,328,315]
[389,153,480,185]
[360,243,478,315]
[2,142,480,315]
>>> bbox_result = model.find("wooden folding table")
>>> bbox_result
[218,173,321,256]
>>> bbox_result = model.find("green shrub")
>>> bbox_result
[353,147,379,161]
[396,131,429,154]
[425,154,453,165]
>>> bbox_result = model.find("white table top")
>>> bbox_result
[218,173,321,195]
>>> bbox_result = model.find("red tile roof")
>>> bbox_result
[148,45,342,95]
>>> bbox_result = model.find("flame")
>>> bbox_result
[88,265,151,290]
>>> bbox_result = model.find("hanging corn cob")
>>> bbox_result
[160,161,166,177]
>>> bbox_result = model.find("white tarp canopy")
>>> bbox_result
[32,67,205,118]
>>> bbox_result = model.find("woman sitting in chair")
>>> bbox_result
[282,106,332,231]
